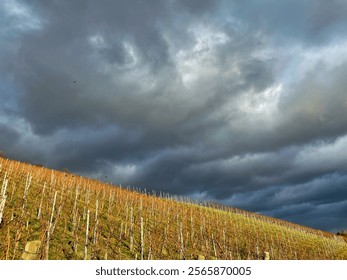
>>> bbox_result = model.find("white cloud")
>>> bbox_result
[112,163,138,183]
[274,39,347,85]
[174,25,230,86]
[1,0,42,32]
[88,34,107,49]
[294,134,347,173]
[236,83,283,120]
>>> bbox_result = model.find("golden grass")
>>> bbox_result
[0,157,346,260]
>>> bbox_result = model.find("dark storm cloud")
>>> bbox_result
[0,123,20,152]
[277,61,347,139]
[220,173,347,231]
[1,0,347,232]
[9,0,221,135]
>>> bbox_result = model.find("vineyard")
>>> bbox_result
[0,157,346,260]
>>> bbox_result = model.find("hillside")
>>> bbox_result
[0,157,346,260]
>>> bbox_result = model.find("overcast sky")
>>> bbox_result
[1,0,347,232]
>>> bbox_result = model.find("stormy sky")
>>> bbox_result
[1,0,347,232]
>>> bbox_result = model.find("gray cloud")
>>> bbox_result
[0,123,20,152]
[1,0,347,232]
[228,0,347,45]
